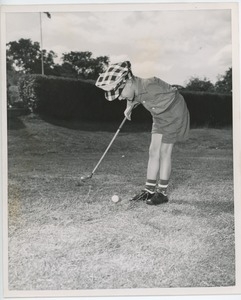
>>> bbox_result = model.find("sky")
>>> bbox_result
[4,6,233,86]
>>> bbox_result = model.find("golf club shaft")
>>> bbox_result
[91,116,127,175]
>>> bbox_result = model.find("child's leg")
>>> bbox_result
[159,143,174,180]
[144,133,163,193]
[146,142,174,205]
[130,133,162,201]
[131,135,173,202]
[157,142,174,195]
[146,133,163,180]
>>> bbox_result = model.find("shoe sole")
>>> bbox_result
[146,199,168,205]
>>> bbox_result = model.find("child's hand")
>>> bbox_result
[124,106,133,120]
[124,100,139,120]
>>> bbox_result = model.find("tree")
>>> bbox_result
[215,68,232,93]
[51,62,78,78]
[62,51,109,79]
[6,38,57,75]
[185,76,215,92]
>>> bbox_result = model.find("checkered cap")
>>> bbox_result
[95,61,133,101]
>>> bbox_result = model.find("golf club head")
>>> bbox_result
[76,173,93,186]
[80,174,93,182]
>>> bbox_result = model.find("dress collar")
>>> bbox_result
[134,76,147,96]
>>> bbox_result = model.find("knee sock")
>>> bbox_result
[144,179,156,194]
[157,179,169,196]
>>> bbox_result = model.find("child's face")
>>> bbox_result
[118,81,135,101]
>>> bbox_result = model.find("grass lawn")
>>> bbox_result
[7,114,235,291]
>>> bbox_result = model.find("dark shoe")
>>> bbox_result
[130,190,154,201]
[146,192,168,205]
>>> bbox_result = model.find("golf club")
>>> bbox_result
[80,116,128,182]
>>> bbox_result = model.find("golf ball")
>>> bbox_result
[111,195,120,203]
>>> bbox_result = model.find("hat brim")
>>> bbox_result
[105,83,126,101]
[97,76,124,92]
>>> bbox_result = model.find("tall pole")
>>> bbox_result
[39,12,44,75]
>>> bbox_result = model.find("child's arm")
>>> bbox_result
[124,100,139,120]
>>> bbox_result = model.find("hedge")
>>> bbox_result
[18,75,232,127]
[180,90,232,127]
[18,74,105,120]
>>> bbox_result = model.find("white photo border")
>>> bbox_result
[1,1,240,299]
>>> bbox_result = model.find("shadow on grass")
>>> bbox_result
[40,114,153,133]
[171,198,234,216]
[7,116,26,130]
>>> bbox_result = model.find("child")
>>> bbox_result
[95,61,190,205]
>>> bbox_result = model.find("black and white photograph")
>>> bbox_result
[1,1,241,298]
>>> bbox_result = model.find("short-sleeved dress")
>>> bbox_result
[133,76,190,144]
